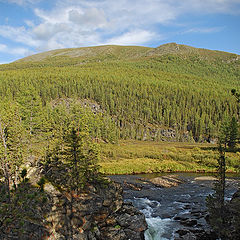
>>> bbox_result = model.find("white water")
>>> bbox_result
[144,217,173,240]
[130,198,177,240]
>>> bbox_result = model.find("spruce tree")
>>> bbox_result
[63,125,100,190]
[45,122,101,192]
[219,117,239,151]
[63,126,85,190]
[206,143,227,238]
[228,117,238,150]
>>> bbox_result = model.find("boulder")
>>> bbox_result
[141,175,183,188]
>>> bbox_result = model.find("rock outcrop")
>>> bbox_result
[0,175,147,240]
[141,175,183,188]
[44,181,147,240]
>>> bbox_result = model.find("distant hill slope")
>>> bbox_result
[0,43,239,142]
[14,43,239,64]
[15,45,151,63]
[147,43,239,61]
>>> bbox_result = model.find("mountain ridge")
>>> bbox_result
[14,42,239,64]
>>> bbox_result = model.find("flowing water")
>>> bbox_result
[111,173,239,240]
[131,197,179,240]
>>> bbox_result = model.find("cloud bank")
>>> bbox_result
[0,0,240,57]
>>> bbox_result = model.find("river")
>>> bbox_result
[110,173,239,240]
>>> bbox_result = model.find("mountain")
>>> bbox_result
[13,42,239,65]
[0,43,239,142]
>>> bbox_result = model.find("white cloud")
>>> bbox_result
[0,43,33,56]
[33,23,70,40]
[0,43,8,52]
[0,25,39,47]
[106,30,161,46]
[26,1,176,50]
[34,7,69,24]
[9,47,33,55]
[68,8,107,29]
[3,0,42,5]
[30,6,105,51]
[184,27,224,34]
[37,39,65,51]
[181,0,240,14]
[25,20,35,27]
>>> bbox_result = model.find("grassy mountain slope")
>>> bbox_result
[13,43,239,64]
[147,43,239,60]
[14,45,151,63]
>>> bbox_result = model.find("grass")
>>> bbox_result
[99,140,240,175]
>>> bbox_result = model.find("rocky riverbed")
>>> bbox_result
[109,173,240,240]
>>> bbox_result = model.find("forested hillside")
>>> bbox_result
[0,43,239,143]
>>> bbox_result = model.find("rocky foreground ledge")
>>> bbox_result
[41,180,147,240]
[1,173,147,240]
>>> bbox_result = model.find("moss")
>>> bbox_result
[114,225,121,229]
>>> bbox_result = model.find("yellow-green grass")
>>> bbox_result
[99,140,240,175]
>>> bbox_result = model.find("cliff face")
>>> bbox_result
[43,181,147,240]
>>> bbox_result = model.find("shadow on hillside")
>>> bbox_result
[0,181,52,240]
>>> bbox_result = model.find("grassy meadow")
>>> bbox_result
[99,140,240,174]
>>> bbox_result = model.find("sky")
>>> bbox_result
[0,0,240,64]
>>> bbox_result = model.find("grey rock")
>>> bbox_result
[180,219,198,227]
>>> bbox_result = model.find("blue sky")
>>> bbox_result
[0,0,240,64]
